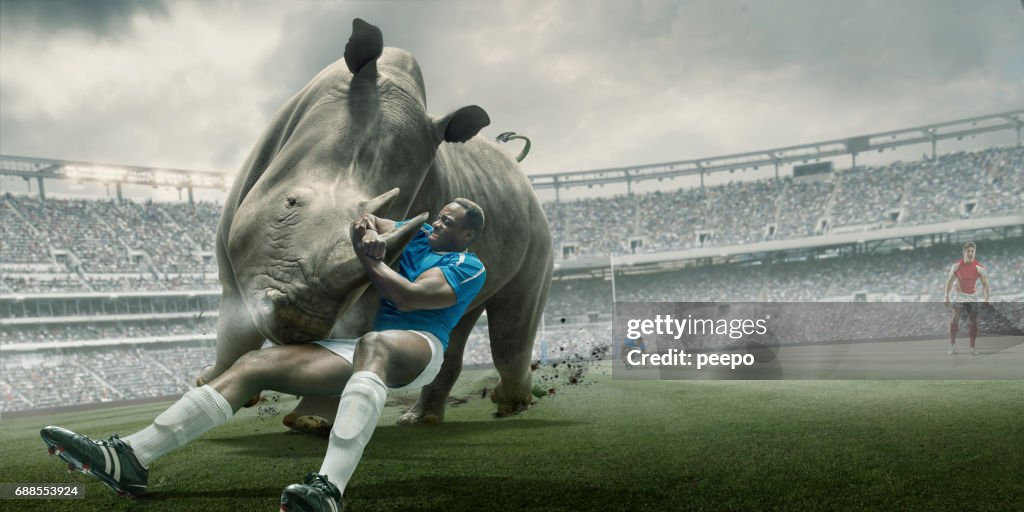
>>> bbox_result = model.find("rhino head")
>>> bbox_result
[226,18,490,344]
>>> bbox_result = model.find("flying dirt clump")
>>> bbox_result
[531,337,611,397]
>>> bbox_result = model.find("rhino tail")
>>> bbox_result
[495,131,532,162]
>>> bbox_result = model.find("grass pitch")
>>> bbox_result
[2,361,1023,511]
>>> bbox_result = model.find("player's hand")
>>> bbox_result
[350,221,380,261]
[351,221,366,251]
[351,220,386,260]
[944,296,950,307]
[360,230,386,260]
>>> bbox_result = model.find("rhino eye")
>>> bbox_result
[286,198,298,207]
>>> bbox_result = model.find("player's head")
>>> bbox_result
[429,198,485,251]
[962,241,976,261]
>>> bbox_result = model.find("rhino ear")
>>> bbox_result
[345,18,383,74]
[433,105,491,144]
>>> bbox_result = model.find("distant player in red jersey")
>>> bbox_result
[944,241,990,355]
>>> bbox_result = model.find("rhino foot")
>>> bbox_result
[396,411,443,425]
[396,398,445,425]
[490,379,533,417]
[283,413,332,438]
[282,396,339,433]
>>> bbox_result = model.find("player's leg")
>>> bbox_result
[967,302,980,354]
[283,292,379,434]
[949,304,962,354]
[398,305,485,425]
[42,344,353,497]
[283,330,436,510]
[211,343,354,408]
[126,343,354,466]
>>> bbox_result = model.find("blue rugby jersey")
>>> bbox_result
[373,221,486,348]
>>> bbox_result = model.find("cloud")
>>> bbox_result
[0,0,170,40]
[1,0,1021,181]
[0,2,287,170]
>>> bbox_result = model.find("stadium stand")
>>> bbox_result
[0,318,217,346]
[1,145,1021,414]
[542,146,1024,254]
[1,194,219,292]
[1,344,213,411]
[545,238,1024,316]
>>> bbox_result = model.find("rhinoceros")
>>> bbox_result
[201,18,552,423]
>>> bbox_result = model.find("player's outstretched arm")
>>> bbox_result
[357,260,456,312]
[350,217,457,310]
[980,273,990,303]
[944,273,956,306]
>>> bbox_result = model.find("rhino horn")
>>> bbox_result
[345,18,383,75]
[382,211,430,263]
[358,188,400,219]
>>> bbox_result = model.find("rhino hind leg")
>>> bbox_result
[486,261,552,417]
[396,306,485,425]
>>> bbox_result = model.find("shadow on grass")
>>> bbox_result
[141,477,677,511]
[205,419,584,456]
[143,486,284,500]
[348,475,677,511]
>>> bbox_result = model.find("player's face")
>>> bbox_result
[428,203,473,252]
[963,246,976,262]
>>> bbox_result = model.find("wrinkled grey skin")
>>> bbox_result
[208,19,552,421]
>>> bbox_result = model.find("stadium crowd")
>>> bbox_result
[3,147,1021,291]
[0,318,217,346]
[548,238,1023,316]
[1,345,212,411]
[543,146,1023,255]
[1,194,218,290]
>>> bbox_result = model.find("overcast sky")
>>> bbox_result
[1,0,1022,200]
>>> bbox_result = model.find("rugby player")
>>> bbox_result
[944,241,990,355]
[41,199,487,512]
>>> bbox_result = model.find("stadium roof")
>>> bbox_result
[1,109,1021,192]
[526,109,1024,190]
[0,155,230,190]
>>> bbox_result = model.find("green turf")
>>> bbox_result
[2,363,1023,511]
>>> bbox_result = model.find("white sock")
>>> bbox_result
[319,371,388,494]
[123,385,233,467]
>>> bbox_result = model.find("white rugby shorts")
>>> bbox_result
[313,331,444,391]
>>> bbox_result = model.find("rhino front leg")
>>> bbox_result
[282,396,340,436]
[199,294,266,384]
[397,306,485,425]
